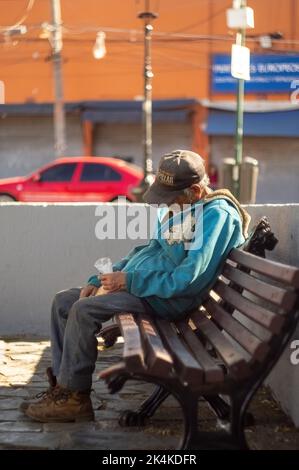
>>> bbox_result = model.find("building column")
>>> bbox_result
[82,120,94,156]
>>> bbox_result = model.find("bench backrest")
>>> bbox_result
[188,249,299,381]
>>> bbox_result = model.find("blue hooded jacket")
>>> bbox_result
[88,198,245,320]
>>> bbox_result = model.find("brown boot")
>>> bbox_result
[19,367,57,413]
[25,385,94,423]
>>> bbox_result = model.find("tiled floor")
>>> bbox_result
[0,337,298,450]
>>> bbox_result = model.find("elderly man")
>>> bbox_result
[22,149,249,423]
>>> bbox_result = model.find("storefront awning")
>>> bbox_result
[206,109,299,137]
[0,99,199,124]
[82,110,188,123]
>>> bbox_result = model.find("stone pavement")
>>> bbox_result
[0,337,299,450]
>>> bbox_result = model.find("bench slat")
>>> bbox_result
[190,311,249,379]
[213,279,285,334]
[137,314,173,377]
[175,319,224,384]
[116,314,145,373]
[229,249,299,288]
[155,318,204,386]
[99,361,126,380]
[203,297,270,361]
[223,264,297,311]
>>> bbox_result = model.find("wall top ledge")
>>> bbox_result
[1,202,299,208]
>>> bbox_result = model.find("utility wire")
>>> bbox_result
[172,3,229,33]
[4,32,299,46]
[0,0,35,32]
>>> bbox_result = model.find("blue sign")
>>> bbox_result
[212,54,299,93]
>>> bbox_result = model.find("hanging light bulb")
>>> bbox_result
[93,31,106,60]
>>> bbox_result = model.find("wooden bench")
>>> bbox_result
[98,218,299,450]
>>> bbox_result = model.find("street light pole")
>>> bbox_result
[50,0,66,157]
[234,0,247,198]
[133,1,158,201]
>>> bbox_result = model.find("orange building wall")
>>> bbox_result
[0,0,298,104]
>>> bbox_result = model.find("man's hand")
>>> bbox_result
[80,285,99,299]
[101,272,127,292]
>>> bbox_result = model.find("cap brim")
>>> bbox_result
[143,180,185,205]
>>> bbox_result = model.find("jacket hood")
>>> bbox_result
[203,187,251,239]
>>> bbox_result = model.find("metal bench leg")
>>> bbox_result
[97,323,120,348]
[203,394,255,428]
[204,394,230,420]
[180,392,199,450]
[229,396,249,450]
[119,385,170,427]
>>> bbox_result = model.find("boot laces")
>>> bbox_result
[52,387,72,404]
[34,388,52,400]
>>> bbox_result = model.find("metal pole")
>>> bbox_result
[50,0,66,157]
[233,0,246,199]
[132,2,158,201]
[142,13,154,180]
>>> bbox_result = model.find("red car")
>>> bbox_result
[0,157,143,202]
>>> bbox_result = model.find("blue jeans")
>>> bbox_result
[50,288,148,391]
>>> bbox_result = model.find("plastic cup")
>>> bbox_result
[94,257,113,274]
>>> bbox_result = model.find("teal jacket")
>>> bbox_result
[88,199,245,320]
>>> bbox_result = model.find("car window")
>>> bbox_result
[40,163,76,182]
[80,163,122,182]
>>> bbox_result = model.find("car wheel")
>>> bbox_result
[0,194,16,202]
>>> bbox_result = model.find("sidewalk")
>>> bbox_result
[0,337,299,450]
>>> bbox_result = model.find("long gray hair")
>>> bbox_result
[183,172,210,199]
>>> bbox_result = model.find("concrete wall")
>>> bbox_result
[0,203,138,336]
[242,204,299,427]
[0,203,299,425]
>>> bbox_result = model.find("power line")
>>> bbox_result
[172,3,229,33]
[4,32,299,46]
[1,16,299,46]
[0,0,36,32]
[69,33,299,45]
